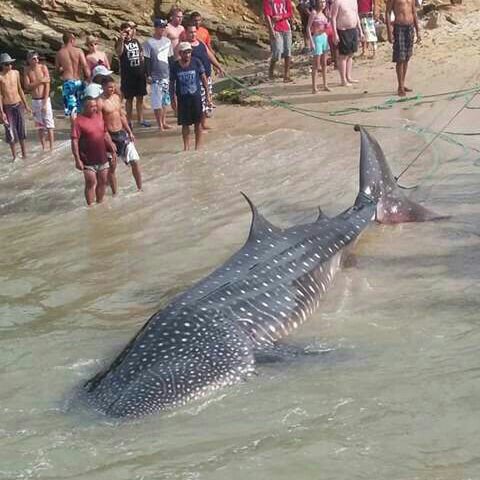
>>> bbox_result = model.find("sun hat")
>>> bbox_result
[83,83,103,99]
[0,53,15,64]
[91,65,113,78]
[178,42,192,52]
[153,18,168,28]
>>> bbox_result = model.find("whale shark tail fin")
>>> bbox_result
[353,125,446,224]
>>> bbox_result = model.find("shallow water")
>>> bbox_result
[1,92,480,480]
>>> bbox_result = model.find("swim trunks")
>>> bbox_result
[313,33,329,56]
[3,103,26,144]
[271,31,292,61]
[83,163,110,172]
[360,15,378,43]
[337,28,358,55]
[392,24,414,63]
[31,98,55,130]
[62,79,85,117]
[109,129,140,165]
[151,79,171,110]
[177,94,203,127]
[200,77,213,117]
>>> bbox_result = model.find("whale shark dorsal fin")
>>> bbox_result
[241,192,282,241]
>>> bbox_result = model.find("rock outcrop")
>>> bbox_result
[0,0,271,68]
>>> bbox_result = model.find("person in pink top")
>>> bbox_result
[263,0,294,82]
[166,7,185,57]
[357,0,378,58]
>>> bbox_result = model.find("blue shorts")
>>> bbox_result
[62,79,85,117]
[313,33,329,56]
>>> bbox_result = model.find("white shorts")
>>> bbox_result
[151,79,171,110]
[32,97,55,129]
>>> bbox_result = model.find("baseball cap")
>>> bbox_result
[83,83,103,99]
[153,18,168,28]
[91,65,113,78]
[178,42,192,52]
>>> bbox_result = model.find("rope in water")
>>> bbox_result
[221,73,480,180]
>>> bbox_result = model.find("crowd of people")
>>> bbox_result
[0,0,421,206]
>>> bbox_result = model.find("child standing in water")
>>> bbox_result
[308,0,331,93]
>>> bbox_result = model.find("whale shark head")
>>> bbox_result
[354,125,444,224]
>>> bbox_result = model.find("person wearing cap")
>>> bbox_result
[100,76,142,191]
[166,7,185,56]
[115,22,150,128]
[85,35,111,72]
[24,51,55,151]
[90,64,114,85]
[71,84,117,205]
[144,18,173,132]
[55,32,90,120]
[181,24,224,130]
[0,53,31,160]
[169,42,211,151]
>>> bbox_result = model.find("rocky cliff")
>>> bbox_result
[0,0,271,67]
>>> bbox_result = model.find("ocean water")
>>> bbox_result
[0,95,479,480]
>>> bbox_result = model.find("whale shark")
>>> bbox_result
[83,126,441,417]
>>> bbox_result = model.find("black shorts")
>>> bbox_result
[121,72,147,99]
[337,28,358,55]
[177,94,202,126]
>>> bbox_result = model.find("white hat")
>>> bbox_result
[83,83,103,99]
[178,42,192,52]
[91,64,113,78]
[0,53,15,64]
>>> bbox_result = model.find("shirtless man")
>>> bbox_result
[0,53,31,160]
[331,0,364,86]
[386,0,421,96]
[101,77,142,191]
[24,51,55,151]
[166,7,185,56]
[55,32,90,120]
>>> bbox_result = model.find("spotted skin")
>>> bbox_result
[83,127,437,418]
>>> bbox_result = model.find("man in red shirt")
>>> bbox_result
[71,86,117,206]
[263,0,294,82]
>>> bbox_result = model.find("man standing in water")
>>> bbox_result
[0,53,31,161]
[386,0,421,96]
[24,51,55,151]
[71,85,117,206]
[55,32,90,120]
[169,42,211,151]
[101,77,142,191]
[331,0,363,86]
[263,0,294,82]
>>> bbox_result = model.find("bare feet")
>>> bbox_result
[323,85,331,92]
[404,87,413,92]
[341,82,352,87]
[162,124,173,130]
[347,78,359,84]
[398,88,406,97]
[312,88,318,94]
[283,77,294,83]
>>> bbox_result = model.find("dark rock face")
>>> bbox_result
[0,0,270,66]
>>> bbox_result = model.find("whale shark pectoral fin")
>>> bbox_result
[240,192,282,242]
[315,206,329,222]
[254,343,332,363]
